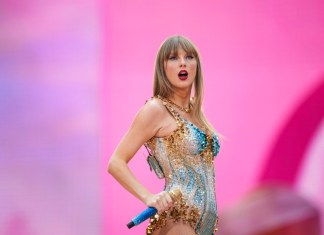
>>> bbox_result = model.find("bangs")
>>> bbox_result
[161,36,198,60]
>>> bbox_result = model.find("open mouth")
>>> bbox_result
[178,70,188,80]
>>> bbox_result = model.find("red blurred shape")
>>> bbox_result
[218,185,320,235]
[260,80,324,185]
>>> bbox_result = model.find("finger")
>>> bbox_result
[154,195,165,212]
[162,192,171,206]
[155,196,167,212]
[163,193,175,210]
[150,197,162,212]
[154,192,174,212]
[165,192,173,205]
[154,202,162,213]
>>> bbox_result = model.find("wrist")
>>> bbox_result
[140,192,153,205]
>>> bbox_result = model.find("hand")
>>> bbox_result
[144,191,174,213]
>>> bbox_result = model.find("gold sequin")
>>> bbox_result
[146,197,200,234]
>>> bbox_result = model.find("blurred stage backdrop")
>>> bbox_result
[1,0,323,235]
[0,1,100,234]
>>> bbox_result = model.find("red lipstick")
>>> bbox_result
[178,70,188,80]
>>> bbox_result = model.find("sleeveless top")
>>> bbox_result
[145,97,221,235]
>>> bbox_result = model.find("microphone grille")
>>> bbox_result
[169,188,182,201]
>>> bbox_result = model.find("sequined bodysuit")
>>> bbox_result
[145,98,220,235]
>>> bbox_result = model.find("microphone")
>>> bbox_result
[126,188,182,229]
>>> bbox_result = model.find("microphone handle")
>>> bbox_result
[126,189,181,229]
[127,207,157,228]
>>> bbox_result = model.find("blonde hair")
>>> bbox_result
[153,35,215,134]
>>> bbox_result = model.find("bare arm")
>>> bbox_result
[107,99,173,212]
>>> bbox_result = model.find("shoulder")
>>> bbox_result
[143,96,166,113]
[134,97,167,125]
[140,97,166,118]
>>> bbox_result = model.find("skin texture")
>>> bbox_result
[108,47,200,234]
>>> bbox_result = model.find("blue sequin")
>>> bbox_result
[212,134,220,156]
[194,188,201,202]
[186,119,220,158]
[178,168,186,182]
[186,167,196,192]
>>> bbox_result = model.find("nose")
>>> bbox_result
[179,57,186,67]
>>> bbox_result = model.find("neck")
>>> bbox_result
[168,91,191,108]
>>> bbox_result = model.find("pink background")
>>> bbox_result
[0,0,323,234]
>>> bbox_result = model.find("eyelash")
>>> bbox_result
[168,55,195,60]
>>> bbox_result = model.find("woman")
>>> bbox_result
[108,35,220,235]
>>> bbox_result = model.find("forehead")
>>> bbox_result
[163,39,197,57]
[170,47,191,55]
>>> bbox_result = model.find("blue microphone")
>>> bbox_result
[126,189,182,229]
[127,207,157,228]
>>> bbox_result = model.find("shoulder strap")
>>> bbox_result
[155,96,182,124]
[145,96,154,104]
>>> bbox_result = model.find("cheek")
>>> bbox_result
[190,61,197,68]
[165,64,176,75]
[164,65,171,78]
[165,67,171,78]
[190,63,197,74]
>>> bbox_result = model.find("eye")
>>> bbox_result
[168,55,177,60]
[186,55,194,60]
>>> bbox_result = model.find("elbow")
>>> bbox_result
[107,159,115,175]
[107,158,122,176]
[107,154,129,176]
